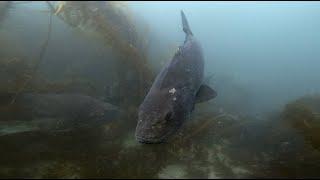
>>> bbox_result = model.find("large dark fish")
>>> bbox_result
[135,10,217,143]
[0,93,120,133]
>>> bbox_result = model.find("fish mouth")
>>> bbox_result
[135,136,165,144]
[135,127,177,144]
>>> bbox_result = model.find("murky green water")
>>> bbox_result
[1,1,320,178]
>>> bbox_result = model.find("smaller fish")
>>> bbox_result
[0,93,121,134]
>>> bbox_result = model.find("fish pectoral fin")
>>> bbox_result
[195,84,217,103]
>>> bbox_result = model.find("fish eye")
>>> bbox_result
[165,112,173,121]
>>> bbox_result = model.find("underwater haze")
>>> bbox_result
[128,1,320,114]
[1,1,320,179]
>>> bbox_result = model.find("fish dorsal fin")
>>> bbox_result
[181,10,193,36]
